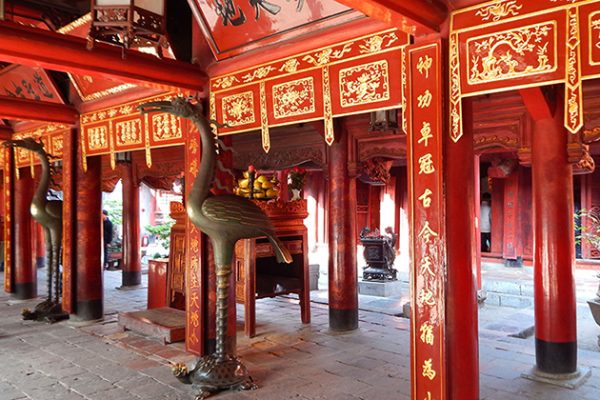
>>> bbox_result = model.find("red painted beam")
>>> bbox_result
[519,88,553,121]
[334,0,447,34]
[0,20,207,92]
[0,96,78,124]
[0,125,13,140]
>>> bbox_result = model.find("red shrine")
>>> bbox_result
[1,1,599,399]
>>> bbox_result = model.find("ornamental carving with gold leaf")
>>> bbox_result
[116,120,142,145]
[272,77,315,119]
[51,136,64,157]
[339,60,390,107]
[87,126,108,150]
[222,91,255,127]
[467,22,555,84]
[475,0,522,22]
[152,114,181,141]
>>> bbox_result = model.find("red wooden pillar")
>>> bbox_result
[75,154,103,320]
[13,167,36,299]
[35,223,45,269]
[502,169,523,266]
[62,128,76,313]
[445,97,479,398]
[121,161,141,286]
[490,179,504,255]
[524,89,578,375]
[327,120,358,331]
[367,185,381,230]
[474,154,482,289]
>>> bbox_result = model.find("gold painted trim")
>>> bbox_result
[451,0,600,34]
[338,60,390,108]
[144,113,152,168]
[210,28,407,92]
[57,13,92,34]
[108,123,115,170]
[211,46,406,94]
[322,66,334,146]
[272,76,316,119]
[209,92,218,137]
[565,6,583,133]
[259,82,270,153]
[589,10,600,66]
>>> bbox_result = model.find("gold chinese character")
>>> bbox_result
[418,122,433,147]
[424,392,432,400]
[417,55,433,78]
[418,188,432,208]
[418,221,438,243]
[418,90,432,108]
[422,358,436,380]
[420,322,434,345]
[418,288,436,307]
[418,153,435,174]
[420,256,435,277]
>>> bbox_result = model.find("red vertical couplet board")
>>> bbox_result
[405,41,446,400]
[3,148,12,293]
[184,119,205,355]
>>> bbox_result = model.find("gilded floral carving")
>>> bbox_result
[241,66,275,83]
[213,75,239,89]
[221,91,256,127]
[467,22,555,84]
[339,60,390,107]
[475,0,522,22]
[303,43,352,66]
[279,58,300,73]
[272,77,315,119]
[359,33,398,54]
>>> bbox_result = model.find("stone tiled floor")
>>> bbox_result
[0,268,599,399]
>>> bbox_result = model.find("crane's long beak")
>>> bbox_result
[138,100,174,114]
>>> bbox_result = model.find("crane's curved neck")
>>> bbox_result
[32,149,50,207]
[188,115,215,208]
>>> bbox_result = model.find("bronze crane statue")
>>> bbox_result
[139,97,292,399]
[3,138,67,322]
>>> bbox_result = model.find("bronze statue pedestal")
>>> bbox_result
[174,354,256,399]
[22,300,69,323]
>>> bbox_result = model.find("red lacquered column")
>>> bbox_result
[13,168,36,299]
[75,155,103,320]
[35,223,45,269]
[444,98,479,399]
[121,161,141,286]
[327,122,358,331]
[531,97,577,374]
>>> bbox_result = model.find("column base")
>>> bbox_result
[36,257,45,269]
[522,367,591,389]
[121,270,141,287]
[75,299,103,321]
[13,282,36,300]
[329,308,358,331]
[535,338,577,374]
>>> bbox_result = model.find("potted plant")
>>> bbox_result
[577,209,600,346]
[287,166,307,201]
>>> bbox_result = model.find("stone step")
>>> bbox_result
[118,307,185,344]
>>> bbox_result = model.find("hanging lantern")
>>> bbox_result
[370,109,399,132]
[87,0,167,58]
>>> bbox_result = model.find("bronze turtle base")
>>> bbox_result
[174,354,256,399]
[22,300,69,323]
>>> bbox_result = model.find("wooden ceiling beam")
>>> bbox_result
[0,96,78,124]
[0,125,13,140]
[0,20,207,92]
[334,0,447,34]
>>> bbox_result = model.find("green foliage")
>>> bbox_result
[575,209,600,252]
[104,199,123,226]
[145,220,175,251]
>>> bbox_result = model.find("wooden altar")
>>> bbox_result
[234,199,310,338]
